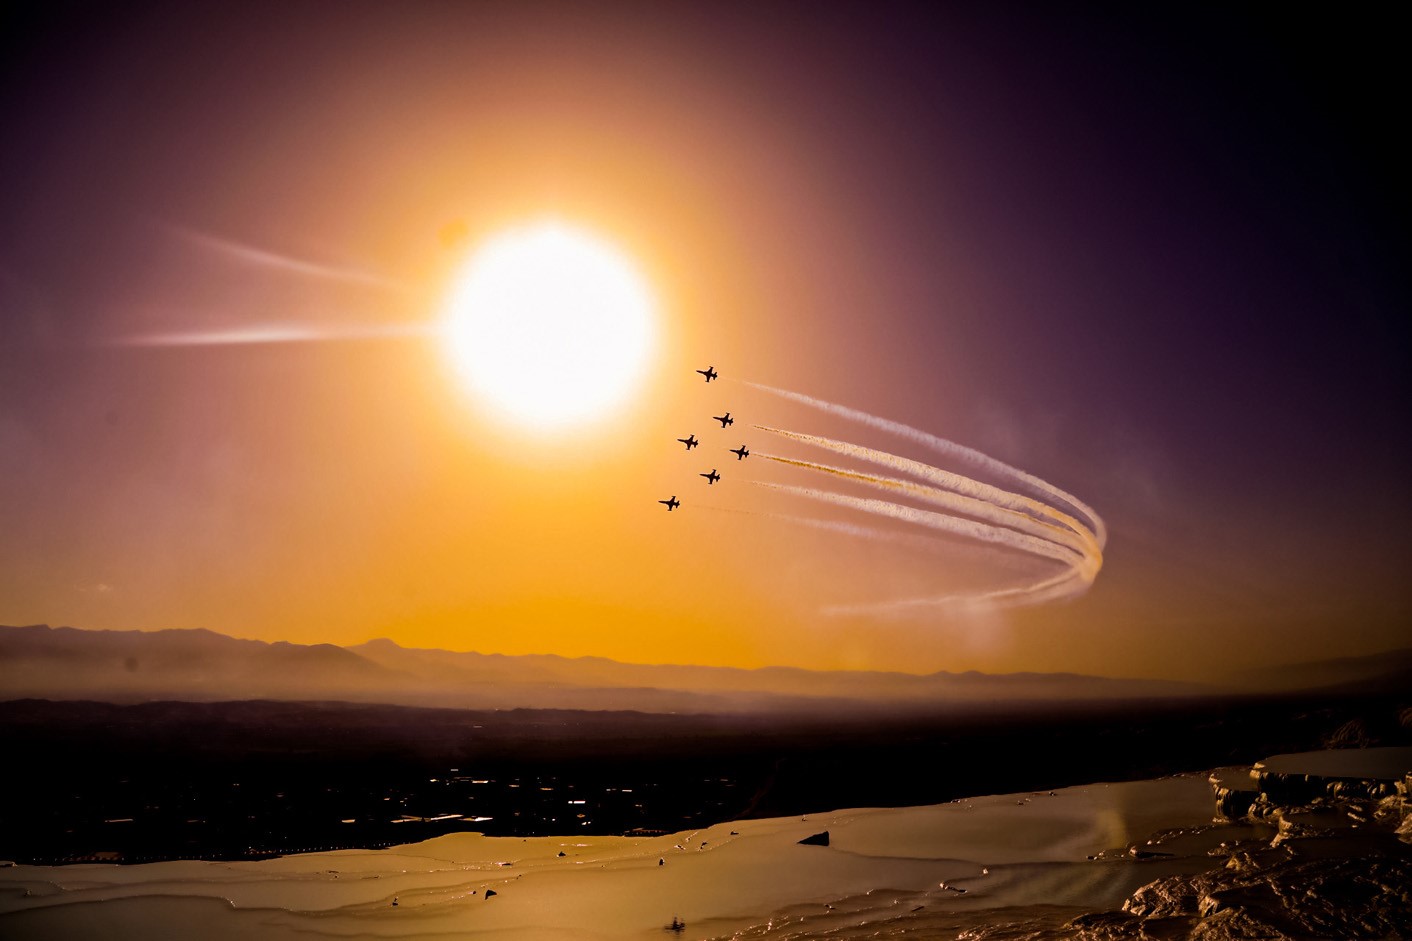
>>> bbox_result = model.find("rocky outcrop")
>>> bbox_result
[1245,747,1411,818]
[955,749,1412,940]
[1208,769,1257,821]
[1118,846,1412,939]
[1102,747,1412,939]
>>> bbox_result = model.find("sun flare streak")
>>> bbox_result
[107,322,430,347]
[167,225,410,291]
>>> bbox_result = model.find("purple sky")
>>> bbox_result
[1,3,1406,679]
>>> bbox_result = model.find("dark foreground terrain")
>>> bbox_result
[1,686,1408,864]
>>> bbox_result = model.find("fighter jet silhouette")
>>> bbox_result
[700,469,721,485]
[730,445,750,460]
[713,412,733,428]
[696,366,718,382]
[659,496,680,511]
[677,434,699,450]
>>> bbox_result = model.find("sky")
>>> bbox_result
[1,2,1406,681]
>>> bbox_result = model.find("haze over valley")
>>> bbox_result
[11,623,1409,714]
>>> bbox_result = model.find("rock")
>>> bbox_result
[1251,747,1412,809]
[1123,876,1199,917]
[1209,769,1259,821]
[797,830,829,847]
[1066,910,1145,939]
[1187,906,1289,940]
[972,750,1412,941]
[1128,846,1174,859]
[1126,841,1412,938]
[1322,718,1373,749]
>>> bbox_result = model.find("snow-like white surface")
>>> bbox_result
[0,773,1220,940]
[1255,745,1412,780]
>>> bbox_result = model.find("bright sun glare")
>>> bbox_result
[443,221,656,430]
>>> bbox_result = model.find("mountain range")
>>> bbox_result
[3,624,1404,714]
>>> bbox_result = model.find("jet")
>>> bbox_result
[659,496,680,511]
[696,366,718,382]
[700,469,721,485]
[713,412,734,428]
[730,445,750,461]
[677,434,699,450]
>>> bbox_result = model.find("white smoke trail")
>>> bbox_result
[756,450,1094,561]
[756,426,1101,564]
[699,503,1044,568]
[745,381,1107,550]
[706,500,1067,613]
[731,383,1106,612]
[821,568,1087,618]
[697,503,918,543]
[756,482,1094,576]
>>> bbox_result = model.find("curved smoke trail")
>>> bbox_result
[745,381,1107,550]
[727,383,1105,614]
[755,482,1091,574]
[755,426,1102,571]
[755,450,1095,562]
[821,569,1088,618]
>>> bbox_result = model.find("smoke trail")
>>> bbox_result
[697,503,912,542]
[821,569,1087,618]
[707,501,1066,611]
[168,225,409,291]
[745,381,1107,550]
[756,451,1094,561]
[756,482,1093,575]
[699,503,1043,566]
[757,426,1101,564]
[701,381,1106,613]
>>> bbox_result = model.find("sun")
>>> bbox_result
[442,221,657,429]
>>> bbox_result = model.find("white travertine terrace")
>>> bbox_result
[0,775,1216,940]
[3,747,1407,940]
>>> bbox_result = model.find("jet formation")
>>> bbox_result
[661,367,747,511]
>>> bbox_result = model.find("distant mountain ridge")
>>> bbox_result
[0,623,1257,714]
[1224,647,1412,695]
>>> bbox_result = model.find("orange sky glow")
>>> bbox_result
[1,5,1406,680]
